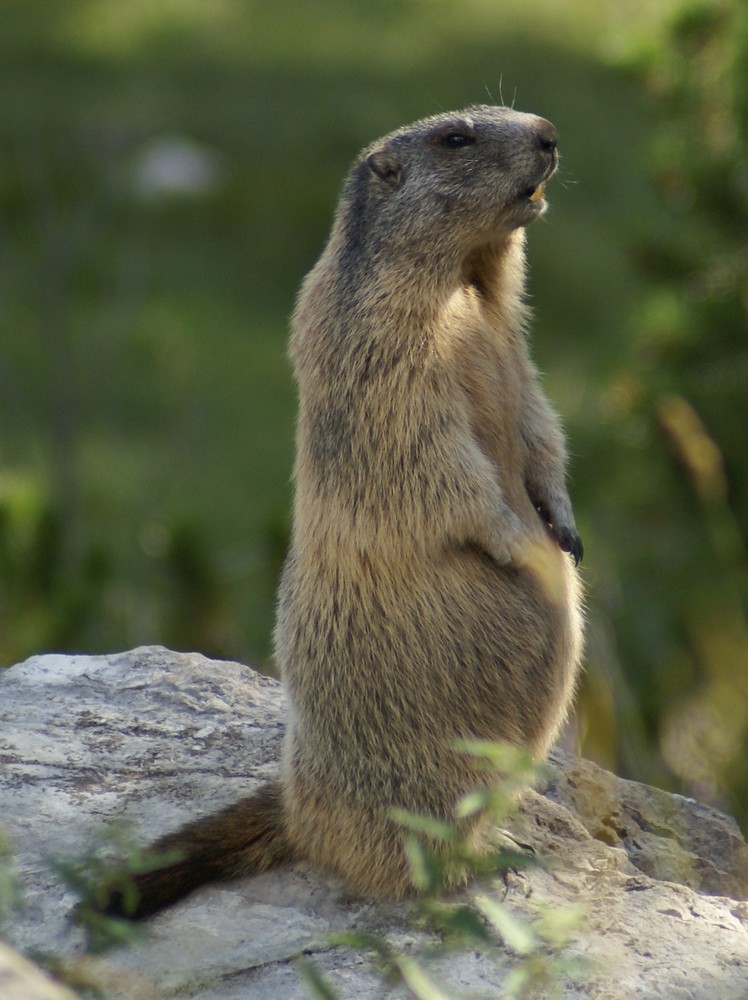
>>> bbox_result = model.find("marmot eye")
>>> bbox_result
[440,131,476,149]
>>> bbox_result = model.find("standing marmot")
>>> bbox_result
[103,105,583,919]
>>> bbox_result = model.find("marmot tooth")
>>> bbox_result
[529,182,546,203]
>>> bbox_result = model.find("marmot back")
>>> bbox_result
[99,105,584,920]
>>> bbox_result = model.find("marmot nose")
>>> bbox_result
[535,119,558,154]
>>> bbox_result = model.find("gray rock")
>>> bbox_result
[0,941,80,1000]
[1,647,747,999]
[543,748,748,899]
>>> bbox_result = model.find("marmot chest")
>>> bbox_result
[452,326,526,478]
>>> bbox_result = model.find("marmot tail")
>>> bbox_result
[100,780,292,920]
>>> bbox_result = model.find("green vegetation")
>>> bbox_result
[0,828,22,933]
[1,0,746,828]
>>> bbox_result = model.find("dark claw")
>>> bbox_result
[531,500,583,565]
[555,527,583,566]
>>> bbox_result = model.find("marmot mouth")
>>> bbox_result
[526,181,546,203]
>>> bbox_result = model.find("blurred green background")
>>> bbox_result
[1,0,746,827]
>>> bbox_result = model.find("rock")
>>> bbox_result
[1,646,748,999]
[0,941,80,1000]
[130,136,228,199]
[543,749,748,900]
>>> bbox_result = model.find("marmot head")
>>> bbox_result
[344,105,558,254]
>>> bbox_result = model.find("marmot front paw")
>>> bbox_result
[552,525,583,566]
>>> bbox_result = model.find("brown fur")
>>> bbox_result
[102,781,291,920]
[100,105,583,919]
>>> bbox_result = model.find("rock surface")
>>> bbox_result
[1,646,747,999]
[0,942,80,1000]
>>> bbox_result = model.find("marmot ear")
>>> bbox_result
[366,147,405,188]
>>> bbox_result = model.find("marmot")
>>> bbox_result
[103,105,583,920]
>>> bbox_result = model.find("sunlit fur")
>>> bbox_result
[278,104,583,895]
[101,106,583,919]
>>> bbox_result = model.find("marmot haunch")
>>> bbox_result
[102,105,584,919]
